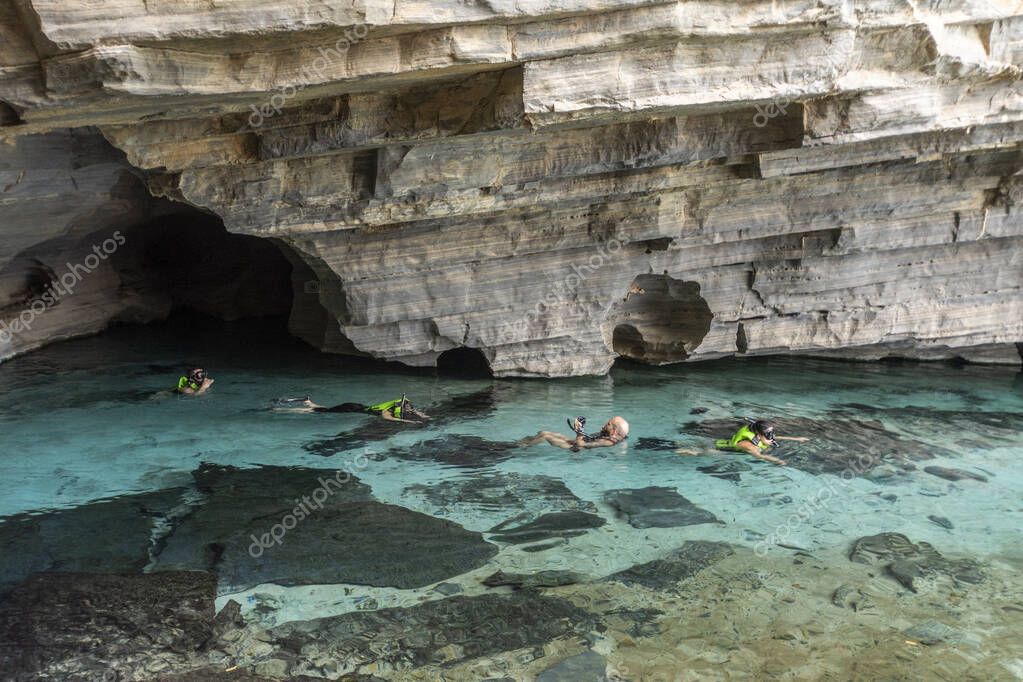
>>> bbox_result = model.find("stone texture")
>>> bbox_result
[848,532,985,592]
[0,488,184,595]
[154,463,497,592]
[269,593,600,676]
[0,571,218,680]
[604,486,720,528]
[1,0,1021,374]
[607,540,734,590]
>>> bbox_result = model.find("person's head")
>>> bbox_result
[605,416,630,442]
[753,420,776,441]
[188,368,207,385]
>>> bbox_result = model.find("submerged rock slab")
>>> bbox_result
[604,487,720,528]
[608,541,734,591]
[482,570,587,589]
[680,417,943,475]
[0,571,217,680]
[379,434,519,469]
[216,501,499,592]
[488,511,607,546]
[849,532,984,592]
[923,466,988,483]
[404,471,596,517]
[156,463,372,575]
[270,593,600,675]
[538,650,609,681]
[0,488,183,595]
[156,463,496,592]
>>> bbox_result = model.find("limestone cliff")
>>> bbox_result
[1,0,1021,374]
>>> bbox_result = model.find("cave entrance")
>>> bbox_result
[437,347,492,378]
[607,274,713,364]
[117,210,295,323]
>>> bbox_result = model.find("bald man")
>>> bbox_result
[519,416,630,451]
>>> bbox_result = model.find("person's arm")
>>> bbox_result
[775,435,809,442]
[737,440,786,465]
[193,378,214,395]
[380,409,421,424]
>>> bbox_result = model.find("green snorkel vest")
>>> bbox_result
[176,376,201,392]
[367,398,404,419]
[715,425,770,452]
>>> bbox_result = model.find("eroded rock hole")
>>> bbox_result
[608,275,713,364]
[437,347,492,377]
[0,101,23,126]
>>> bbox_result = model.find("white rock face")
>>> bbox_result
[0,0,1021,374]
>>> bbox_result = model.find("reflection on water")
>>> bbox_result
[1,316,1021,679]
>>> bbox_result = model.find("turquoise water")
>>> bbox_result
[1,316,1021,619]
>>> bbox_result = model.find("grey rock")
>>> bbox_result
[849,532,984,593]
[0,488,184,595]
[608,541,734,590]
[155,463,496,592]
[482,570,587,589]
[928,515,954,529]
[904,620,961,645]
[831,584,865,610]
[405,471,596,519]
[431,582,463,596]
[269,593,600,671]
[488,511,606,546]
[604,487,719,528]
[0,571,217,679]
[538,650,608,681]
[923,466,988,483]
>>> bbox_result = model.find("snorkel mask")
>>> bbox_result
[188,368,206,385]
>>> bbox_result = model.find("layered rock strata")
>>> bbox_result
[1,0,1022,375]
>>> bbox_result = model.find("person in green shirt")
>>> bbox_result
[271,394,429,423]
[677,418,808,466]
[175,368,214,395]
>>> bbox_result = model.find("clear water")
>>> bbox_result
[2,316,1021,623]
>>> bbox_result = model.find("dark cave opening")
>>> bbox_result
[437,346,492,378]
[116,211,295,322]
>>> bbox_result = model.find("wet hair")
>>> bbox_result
[188,368,206,383]
[754,420,775,438]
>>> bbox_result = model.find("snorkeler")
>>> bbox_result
[677,418,808,466]
[272,394,429,423]
[519,415,630,451]
[175,368,214,395]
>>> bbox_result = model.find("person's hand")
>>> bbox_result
[203,377,214,387]
[776,459,788,466]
